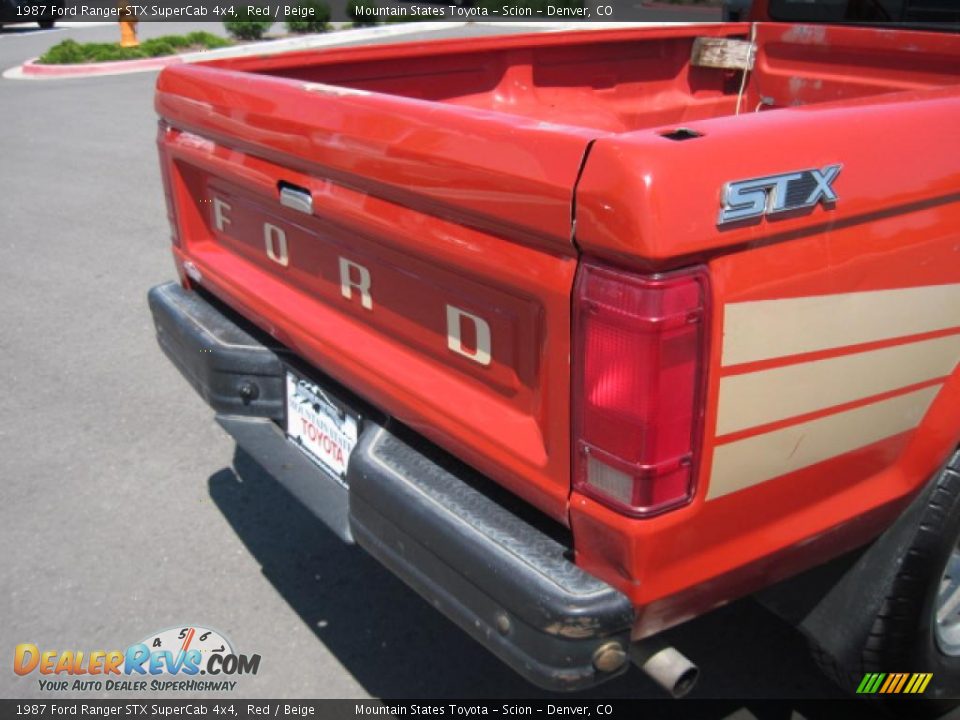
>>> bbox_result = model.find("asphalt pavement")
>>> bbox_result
[0,18,841,710]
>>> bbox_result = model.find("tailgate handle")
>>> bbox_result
[278,182,313,215]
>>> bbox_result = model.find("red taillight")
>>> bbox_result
[573,260,708,517]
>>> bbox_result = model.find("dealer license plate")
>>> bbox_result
[285,371,359,486]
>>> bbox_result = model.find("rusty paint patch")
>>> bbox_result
[544,616,604,639]
[781,25,828,45]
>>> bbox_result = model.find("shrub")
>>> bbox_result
[347,0,381,25]
[184,31,232,49]
[37,39,86,64]
[161,35,189,48]
[36,33,232,64]
[141,40,176,58]
[224,7,274,40]
[40,40,144,63]
[285,0,331,33]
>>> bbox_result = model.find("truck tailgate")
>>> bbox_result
[155,62,597,522]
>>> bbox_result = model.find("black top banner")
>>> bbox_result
[0,699,942,720]
[4,0,959,25]
[1,0,721,24]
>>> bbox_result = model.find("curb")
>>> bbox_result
[20,53,182,77]
[8,22,468,80]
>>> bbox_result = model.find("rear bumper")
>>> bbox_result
[148,281,635,691]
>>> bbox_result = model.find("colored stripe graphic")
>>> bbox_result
[708,385,939,500]
[722,283,960,367]
[857,672,932,694]
[716,333,960,436]
[878,674,895,694]
[710,285,960,500]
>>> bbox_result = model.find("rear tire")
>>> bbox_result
[811,450,960,708]
[868,458,960,703]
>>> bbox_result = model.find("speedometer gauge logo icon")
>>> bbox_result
[140,626,234,670]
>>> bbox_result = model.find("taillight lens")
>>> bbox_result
[573,260,708,517]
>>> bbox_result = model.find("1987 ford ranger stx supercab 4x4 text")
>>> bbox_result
[148,17,960,700]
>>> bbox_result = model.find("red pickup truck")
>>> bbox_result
[148,21,960,700]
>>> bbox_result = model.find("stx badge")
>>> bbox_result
[718,164,841,225]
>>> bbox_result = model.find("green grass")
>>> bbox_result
[37,32,232,65]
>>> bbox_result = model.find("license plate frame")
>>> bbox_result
[284,369,361,487]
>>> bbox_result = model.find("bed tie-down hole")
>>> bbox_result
[660,128,703,141]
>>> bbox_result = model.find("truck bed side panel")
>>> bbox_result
[572,34,960,634]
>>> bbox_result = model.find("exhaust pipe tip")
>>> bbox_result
[632,645,700,698]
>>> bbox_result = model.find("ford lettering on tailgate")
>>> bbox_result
[204,183,540,397]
